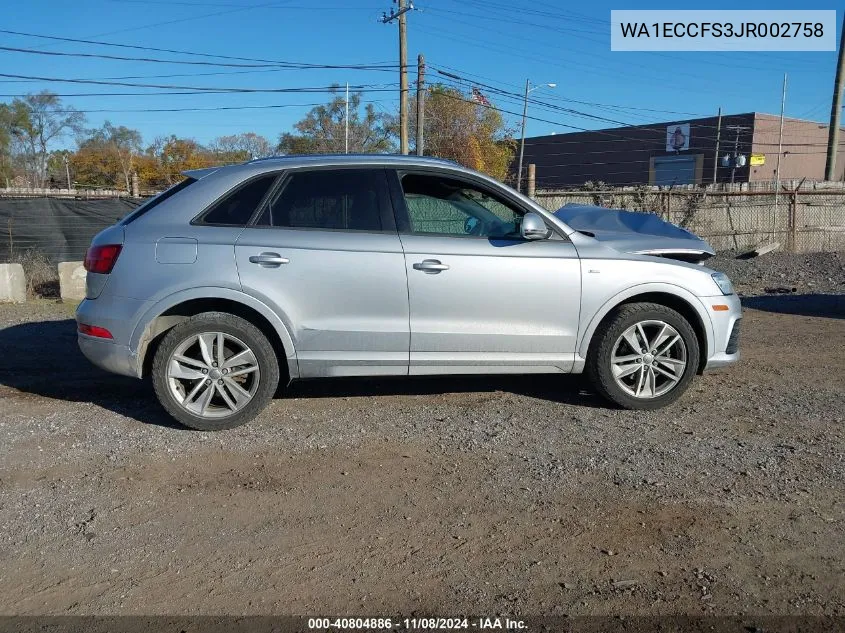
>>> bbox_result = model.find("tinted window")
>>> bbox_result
[201,174,277,226]
[257,169,384,231]
[122,177,195,225]
[401,174,524,239]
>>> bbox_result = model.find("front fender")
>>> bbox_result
[577,282,715,362]
[129,286,298,378]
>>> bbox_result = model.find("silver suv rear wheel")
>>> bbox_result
[152,312,279,430]
[167,332,261,418]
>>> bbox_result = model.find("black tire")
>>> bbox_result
[151,311,280,431]
[586,302,700,410]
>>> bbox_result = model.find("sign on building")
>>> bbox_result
[666,123,691,152]
[750,154,766,166]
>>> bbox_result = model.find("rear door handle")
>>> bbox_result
[413,259,450,274]
[248,252,289,267]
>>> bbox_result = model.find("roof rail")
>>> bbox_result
[245,153,460,166]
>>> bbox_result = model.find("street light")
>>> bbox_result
[517,80,556,193]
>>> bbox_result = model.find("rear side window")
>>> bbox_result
[122,177,196,225]
[199,174,277,226]
[255,169,386,232]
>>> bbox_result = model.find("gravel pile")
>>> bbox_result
[707,250,844,296]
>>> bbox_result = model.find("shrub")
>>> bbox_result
[10,249,59,299]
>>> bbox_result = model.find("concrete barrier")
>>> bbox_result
[59,262,86,301]
[58,261,87,301]
[0,263,26,303]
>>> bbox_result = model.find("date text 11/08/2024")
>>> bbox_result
[307,617,527,630]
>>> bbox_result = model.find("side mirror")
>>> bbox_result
[521,212,550,240]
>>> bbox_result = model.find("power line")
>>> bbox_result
[0,45,399,71]
[106,0,383,7]
[0,29,397,69]
[0,69,307,83]
[55,102,371,114]
[431,63,710,118]
[71,0,286,41]
[0,87,398,98]
[0,73,399,93]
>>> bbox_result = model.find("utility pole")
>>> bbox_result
[381,1,414,155]
[712,107,722,184]
[725,125,749,185]
[517,79,530,193]
[416,54,425,156]
[63,154,71,190]
[774,73,787,219]
[824,11,845,180]
[730,131,740,185]
[345,81,349,154]
[516,79,556,193]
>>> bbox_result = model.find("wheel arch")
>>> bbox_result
[579,285,712,374]
[131,288,298,381]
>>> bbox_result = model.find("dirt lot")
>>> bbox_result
[0,262,843,618]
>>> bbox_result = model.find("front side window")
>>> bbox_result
[400,173,524,239]
[200,174,278,226]
[256,169,386,232]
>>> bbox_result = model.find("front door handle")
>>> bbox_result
[413,259,450,274]
[248,252,289,267]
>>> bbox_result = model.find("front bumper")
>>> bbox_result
[700,293,741,371]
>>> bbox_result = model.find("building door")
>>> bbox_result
[652,155,700,186]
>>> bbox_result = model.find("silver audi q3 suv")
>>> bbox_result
[77,155,740,430]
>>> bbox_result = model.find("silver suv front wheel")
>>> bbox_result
[611,320,687,399]
[152,312,280,430]
[587,302,700,410]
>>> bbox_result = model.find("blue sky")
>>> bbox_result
[1,0,841,149]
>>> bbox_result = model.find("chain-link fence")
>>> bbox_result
[2,186,844,262]
[533,189,845,253]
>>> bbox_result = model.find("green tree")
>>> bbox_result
[412,85,515,181]
[9,91,85,188]
[0,101,29,187]
[277,91,394,155]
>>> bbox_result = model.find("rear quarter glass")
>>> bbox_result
[121,177,197,225]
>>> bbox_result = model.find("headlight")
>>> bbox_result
[711,272,734,295]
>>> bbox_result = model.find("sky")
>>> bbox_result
[1,0,842,150]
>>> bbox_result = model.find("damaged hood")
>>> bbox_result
[554,203,715,263]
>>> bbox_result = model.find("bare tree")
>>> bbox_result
[102,122,142,192]
[210,132,272,163]
[11,91,85,188]
[74,122,143,191]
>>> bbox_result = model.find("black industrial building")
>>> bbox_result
[519,112,845,190]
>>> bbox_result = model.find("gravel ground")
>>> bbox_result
[707,250,845,296]
[0,254,842,619]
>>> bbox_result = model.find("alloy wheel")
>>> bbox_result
[166,332,261,418]
[610,320,687,399]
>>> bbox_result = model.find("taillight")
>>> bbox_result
[78,323,113,339]
[84,244,122,274]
